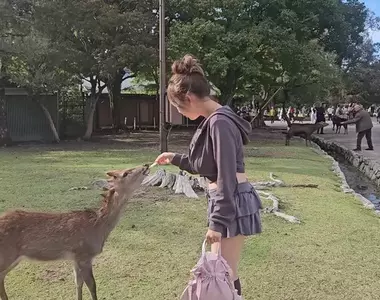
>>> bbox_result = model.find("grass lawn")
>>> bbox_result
[0,133,380,300]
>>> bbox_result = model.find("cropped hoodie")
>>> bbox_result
[171,105,252,233]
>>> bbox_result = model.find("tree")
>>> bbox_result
[31,0,157,138]
[168,1,259,103]
[345,61,380,106]
[0,0,33,145]
[5,32,75,142]
[167,0,345,108]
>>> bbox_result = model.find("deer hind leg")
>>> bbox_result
[75,259,97,300]
[74,264,84,300]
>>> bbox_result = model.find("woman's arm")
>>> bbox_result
[171,154,197,174]
[208,118,238,234]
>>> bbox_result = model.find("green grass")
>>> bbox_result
[1,139,380,299]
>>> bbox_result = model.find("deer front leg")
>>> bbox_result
[0,278,8,300]
[76,259,97,300]
[73,264,84,300]
[0,254,21,300]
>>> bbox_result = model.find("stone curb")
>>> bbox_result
[310,137,380,216]
[311,136,380,188]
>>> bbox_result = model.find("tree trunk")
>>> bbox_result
[108,71,123,130]
[82,76,106,140]
[35,98,60,143]
[252,113,266,128]
[83,95,97,140]
[0,88,11,146]
[251,100,265,128]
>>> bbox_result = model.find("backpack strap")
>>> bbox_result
[201,239,222,258]
[188,282,193,299]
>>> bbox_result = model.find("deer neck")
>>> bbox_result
[97,191,129,238]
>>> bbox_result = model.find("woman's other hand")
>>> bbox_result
[155,152,175,165]
[206,229,222,244]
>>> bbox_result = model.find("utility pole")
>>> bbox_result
[159,0,168,152]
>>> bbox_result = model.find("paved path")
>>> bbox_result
[265,119,380,163]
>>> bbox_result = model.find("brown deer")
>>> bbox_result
[0,164,150,300]
[282,111,328,146]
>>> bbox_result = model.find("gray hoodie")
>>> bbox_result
[172,105,252,233]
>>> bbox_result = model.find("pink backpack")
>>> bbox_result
[180,240,242,300]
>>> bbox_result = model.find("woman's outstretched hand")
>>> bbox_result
[155,152,175,165]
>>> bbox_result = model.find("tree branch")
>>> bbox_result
[121,74,136,83]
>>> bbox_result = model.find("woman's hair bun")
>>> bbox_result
[171,54,205,76]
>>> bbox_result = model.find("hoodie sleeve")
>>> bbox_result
[171,154,197,174]
[208,118,237,233]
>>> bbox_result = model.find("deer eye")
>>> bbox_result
[122,171,130,178]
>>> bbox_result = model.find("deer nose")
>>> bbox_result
[143,164,150,175]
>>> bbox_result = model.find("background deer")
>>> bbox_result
[0,164,150,300]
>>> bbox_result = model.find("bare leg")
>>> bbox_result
[74,264,84,300]
[211,235,246,280]
[76,260,97,300]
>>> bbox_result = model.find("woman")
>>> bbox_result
[154,55,262,297]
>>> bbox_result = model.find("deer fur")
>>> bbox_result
[0,164,150,300]
[283,113,328,146]
[332,115,348,134]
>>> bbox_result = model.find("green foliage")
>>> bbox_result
[1,0,378,109]
[168,0,350,105]
[33,0,157,82]
[5,32,75,94]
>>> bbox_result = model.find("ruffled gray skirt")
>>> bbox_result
[207,182,262,238]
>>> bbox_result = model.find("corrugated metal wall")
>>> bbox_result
[5,89,59,142]
[96,94,159,128]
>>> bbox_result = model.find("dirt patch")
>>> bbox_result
[1,127,286,153]
[37,265,71,283]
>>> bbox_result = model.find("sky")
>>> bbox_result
[364,0,380,43]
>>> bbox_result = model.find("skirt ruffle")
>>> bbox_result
[207,182,263,238]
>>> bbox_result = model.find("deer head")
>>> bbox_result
[106,164,150,200]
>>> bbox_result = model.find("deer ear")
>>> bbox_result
[106,171,118,178]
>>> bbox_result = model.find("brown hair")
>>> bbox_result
[167,55,210,108]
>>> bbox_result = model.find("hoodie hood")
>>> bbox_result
[207,105,252,145]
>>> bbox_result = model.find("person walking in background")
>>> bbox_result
[288,106,295,122]
[269,106,276,124]
[301,106,306,117]
[341,104,374,151]
[310,106,316,123]
[315,103,326,134]
[343,104,349,117]
[327,106,334,121]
